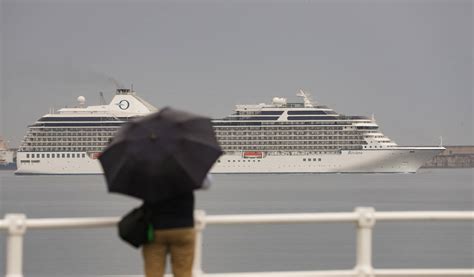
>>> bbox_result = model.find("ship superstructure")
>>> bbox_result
[213,90,397,153]
[15,89,156,174]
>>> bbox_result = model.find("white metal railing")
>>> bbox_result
[1,207,473,277]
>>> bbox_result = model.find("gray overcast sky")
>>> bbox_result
[1,0,472,147]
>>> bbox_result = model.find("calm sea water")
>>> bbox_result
[0,169,473,276]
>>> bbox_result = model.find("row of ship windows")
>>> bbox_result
[233,110,337,116]
[216,131,360,136]
[26,142,108,147]
[27,129,353,136]
[215,126,345,131]
[26,139,109,144]
[216,158,324,163]
[37,117,132,122]
[28,128,372,135]
[213,121,369,126]
[30,124,359,131]
[222,146,358,150]
[30,127,120,132]
[28,135,371,141]
[26,153,86,159]
[27,138,110,143]
[28,133,116,137]
[221,141,364,145]
[23,143,380,148]
[27,131,362,136]
[217,136,364,141]
[21,147,102,152]
[30,126,354,132]
[234,151,340,155]
[234,111,283,115]
[217,159,261,163]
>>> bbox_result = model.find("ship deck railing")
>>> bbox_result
[1,207,473,277]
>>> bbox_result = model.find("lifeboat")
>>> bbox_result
[88,152,102,159]
[243,151,264,158]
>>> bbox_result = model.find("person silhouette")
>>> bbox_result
[141,174,212,277]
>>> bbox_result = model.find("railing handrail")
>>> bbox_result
[1,208,473,277]
[1,211,473,230]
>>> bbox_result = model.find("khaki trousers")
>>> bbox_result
[142,228,196,277]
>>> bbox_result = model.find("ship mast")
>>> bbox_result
[297,89,316,107]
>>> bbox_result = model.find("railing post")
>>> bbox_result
[193,210,206,277]
[5,214,27,277]
[354,207,375,277]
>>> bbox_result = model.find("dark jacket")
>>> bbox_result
[146,192,195,230]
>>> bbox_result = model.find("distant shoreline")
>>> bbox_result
[422,146,474,168]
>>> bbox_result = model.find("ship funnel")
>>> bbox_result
[116,88,131,95]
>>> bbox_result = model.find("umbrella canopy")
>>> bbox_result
[99,107,223,203]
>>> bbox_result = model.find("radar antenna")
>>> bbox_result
[296,89,315,107]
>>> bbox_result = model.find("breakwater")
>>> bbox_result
[422,146,474,168]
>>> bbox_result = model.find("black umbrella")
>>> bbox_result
[99,107,223,203]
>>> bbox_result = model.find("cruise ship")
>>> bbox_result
[16,89,156,175]
[15,89,443,174]
[211,90,444,173]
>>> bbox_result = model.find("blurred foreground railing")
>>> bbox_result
[1,207,473,277]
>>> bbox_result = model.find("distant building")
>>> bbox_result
[422,146,474,168]
[0,137,16,170]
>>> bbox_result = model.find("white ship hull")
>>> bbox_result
[212,147,444,173]
[15,147,443,175]
[16,152,103,175]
